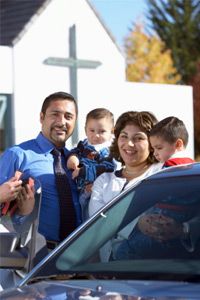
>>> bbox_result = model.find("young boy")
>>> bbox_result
[115,116,197,260]
[67,108,116,221]
[149,116,194,167]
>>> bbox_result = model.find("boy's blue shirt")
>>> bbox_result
[69,138,115,191]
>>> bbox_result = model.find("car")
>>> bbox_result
[0,162,200,299]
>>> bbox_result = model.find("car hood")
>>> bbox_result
[1,279,200,299]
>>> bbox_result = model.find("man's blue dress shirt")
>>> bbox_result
[0,132,81,241]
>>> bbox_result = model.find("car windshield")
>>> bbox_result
[27,164,200,282]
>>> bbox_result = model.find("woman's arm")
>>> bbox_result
[88,174,108,217]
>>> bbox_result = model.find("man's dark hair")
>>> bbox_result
[149,116,189,146]
[41,91,78,116]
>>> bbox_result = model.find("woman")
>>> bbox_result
[89,111,199,260]
[89,111,163,217]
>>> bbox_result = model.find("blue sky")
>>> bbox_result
[89,0,148,49]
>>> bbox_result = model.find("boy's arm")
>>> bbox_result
[67,140,87,158]
[79,157,115,183]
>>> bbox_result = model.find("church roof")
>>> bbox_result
[0,0,121,52]
[0,0,49,45]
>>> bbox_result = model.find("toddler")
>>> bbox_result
[67,108,116,221]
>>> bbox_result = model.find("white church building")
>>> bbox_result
[0,0,194,156]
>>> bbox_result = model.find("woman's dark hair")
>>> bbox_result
[41,91,78,116]
[110,111,158,165]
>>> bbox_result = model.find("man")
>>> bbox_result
[0,92,81,248]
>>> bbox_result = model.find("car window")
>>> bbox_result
[32,172,200,280]
[56,190,135,270]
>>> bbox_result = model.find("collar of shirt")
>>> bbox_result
[170,150,191,159]
[36,132,69,157]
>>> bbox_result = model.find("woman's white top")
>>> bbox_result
[89,162,163,217]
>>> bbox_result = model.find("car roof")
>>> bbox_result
[144,162,200,181]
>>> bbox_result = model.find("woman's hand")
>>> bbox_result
[16,184,35,216]
[138,214,184,241]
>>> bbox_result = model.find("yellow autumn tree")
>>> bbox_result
[125,24,181,84]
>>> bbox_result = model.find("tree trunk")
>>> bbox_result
[189,62,200,160]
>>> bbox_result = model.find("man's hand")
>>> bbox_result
[16,184,35,216]
[138,214,184,242]
[0,177,22,203]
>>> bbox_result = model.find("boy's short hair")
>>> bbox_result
[149,116,189,146]
[85,108,114,126]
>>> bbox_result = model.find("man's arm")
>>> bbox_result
[79,157,115,183]
[0,148,22,184]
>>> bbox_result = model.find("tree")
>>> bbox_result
[125,23,181,84]
[146,0,200,158]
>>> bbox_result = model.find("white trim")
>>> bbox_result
[0,96,7,126]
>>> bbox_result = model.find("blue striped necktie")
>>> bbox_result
[52,148,77,241]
